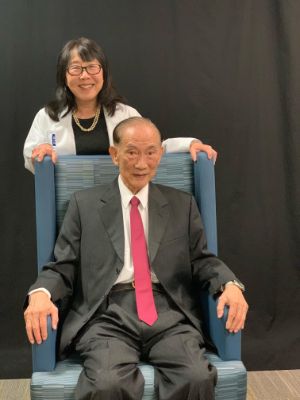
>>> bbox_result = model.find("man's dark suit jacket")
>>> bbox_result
[30,178,237,356]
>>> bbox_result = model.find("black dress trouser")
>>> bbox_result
[74,285,217,400]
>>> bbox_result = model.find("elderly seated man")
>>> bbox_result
[24,116,248,400]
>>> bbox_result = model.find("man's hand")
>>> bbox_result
[24,291,58,344]
[189,140,218,163]
[217,285,248,333]
[31,144,57,164]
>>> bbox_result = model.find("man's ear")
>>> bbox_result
[158,146,164,161]
[109,146,119,166]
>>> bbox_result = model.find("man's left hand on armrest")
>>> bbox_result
[217,285,248,333]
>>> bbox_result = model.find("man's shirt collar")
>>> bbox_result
[118,175,149,209]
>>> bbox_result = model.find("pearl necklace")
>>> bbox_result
[72,108,100,132]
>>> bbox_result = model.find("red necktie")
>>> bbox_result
[130,196,158,326]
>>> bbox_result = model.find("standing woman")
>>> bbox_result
[24,37,217,173]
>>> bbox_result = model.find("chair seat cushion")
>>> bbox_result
[31,352,246,400]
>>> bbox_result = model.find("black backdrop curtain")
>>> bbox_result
[0,0,299,378]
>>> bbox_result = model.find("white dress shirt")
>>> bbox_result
[115,175,158,284]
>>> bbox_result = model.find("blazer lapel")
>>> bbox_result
[97,179,124,263]
[148,183,169,263]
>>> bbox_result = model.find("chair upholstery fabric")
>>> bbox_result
[31,153,247,399]
[31,354,246,400]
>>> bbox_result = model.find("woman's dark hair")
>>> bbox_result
[45,37,126,121]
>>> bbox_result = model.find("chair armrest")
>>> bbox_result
[200,293,241,361]
[33,158,57,371]
[32,316,57,372]
[195,153,241,361]
[34,157,56,271]
[194,153,218,255]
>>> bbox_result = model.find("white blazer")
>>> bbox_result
[24,103,196,173]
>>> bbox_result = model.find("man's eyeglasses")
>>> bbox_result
[67,64,102,76]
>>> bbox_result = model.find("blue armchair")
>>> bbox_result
[30,153,246,399]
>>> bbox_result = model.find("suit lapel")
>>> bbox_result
[97,180,169,265]
[97,179,124,263]
[148,183,169,263]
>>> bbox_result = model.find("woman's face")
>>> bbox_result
[65,49,104,107]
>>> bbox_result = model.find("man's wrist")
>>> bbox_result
[221,280,245,292]
[28,288,51,298]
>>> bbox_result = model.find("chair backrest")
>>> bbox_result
[34,153,217,271]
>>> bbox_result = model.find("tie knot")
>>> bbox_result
[130,196,140,207]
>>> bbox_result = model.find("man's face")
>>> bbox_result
[109,121,163,194]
